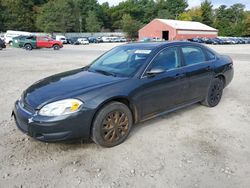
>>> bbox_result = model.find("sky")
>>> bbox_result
[97,0,250,10]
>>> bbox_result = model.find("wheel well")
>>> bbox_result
[216,75,226,87]
[90,98,137,135]
[24,43,32,48]
[99,98,136,122]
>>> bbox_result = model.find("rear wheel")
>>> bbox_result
[202,78,224,107]
[92,102,133,147]
[24,44,32,51]
[53,44,60,50]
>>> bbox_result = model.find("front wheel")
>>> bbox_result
[53,44,60,50]
[202,78,224,107]
[92,102,133,147]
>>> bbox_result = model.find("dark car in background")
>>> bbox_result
[188,38,203,43]
[13,41,234,147]
[67,37,80,45]
[88,37,99,43]
[0,38,6,50]
[189,37,250,45]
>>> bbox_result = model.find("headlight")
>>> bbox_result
[39,99,83,116]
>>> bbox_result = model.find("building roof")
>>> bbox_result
[157,19,217,31]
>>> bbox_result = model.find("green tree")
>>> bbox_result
[0,0,6,31]
[178,12,192,21]
[200,0,213,26]
[85,11,102,33]
[122,14,142,39]
[178,7,202,22]
[76,0,102,32]
[36,0,76,33]
[156,0,188,19]
[157,9,172,19]
[2,0,36,31]
[244,11,250,36]
[214,4,247,36]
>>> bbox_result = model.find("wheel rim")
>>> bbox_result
[101,111,129,143]
[210,82,222,105]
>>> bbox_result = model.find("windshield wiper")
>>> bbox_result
[92,69,117,77]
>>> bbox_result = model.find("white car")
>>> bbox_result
[56,35,67,44]
[4,30,32,45]
[77,38,89,45]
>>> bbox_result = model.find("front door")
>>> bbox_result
[138,46,189,120]
[37,36,50,48]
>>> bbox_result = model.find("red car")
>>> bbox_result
[12,36,63,50]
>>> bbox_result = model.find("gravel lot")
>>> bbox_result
[0,43,250,188]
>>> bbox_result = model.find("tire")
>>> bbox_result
[53,44,60,50]
[24,44,32,51]
[0,46,2,50]
[9,41,13,46]
[92,102,133,147]
[202,78,224,107]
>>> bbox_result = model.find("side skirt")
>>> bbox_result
[140,99,202,123]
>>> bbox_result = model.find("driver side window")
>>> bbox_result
[150,47,180,70]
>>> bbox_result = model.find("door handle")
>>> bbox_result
[175,73,185,79]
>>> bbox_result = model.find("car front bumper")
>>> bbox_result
[12,100,94,142]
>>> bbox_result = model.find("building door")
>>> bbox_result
[162,31,169,40]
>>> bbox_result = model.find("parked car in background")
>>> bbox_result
[67,37,80,45]
[13,41,234,147]
[0,38,6,50]
[119,37,127,42]
[188,38,203,43]
[140,37,153,42]
[88,37,99,43]
[78,38,89,45]
[205,38,218,45]
[0,34,5,41]
[12,35,63,50]
[102,37,112,42]
[4,30,32,45]
[56,35,67,44]
[97,37,103,43]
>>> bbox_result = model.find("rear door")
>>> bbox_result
[180,45,214,100]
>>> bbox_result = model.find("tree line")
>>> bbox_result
[0,0,249,38]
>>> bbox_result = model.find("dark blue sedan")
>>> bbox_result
[13,41,234,147]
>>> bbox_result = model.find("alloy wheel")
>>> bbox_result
[101,111,129,143]
[209,82,223,105]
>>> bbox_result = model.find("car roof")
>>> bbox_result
[121,41,201,49]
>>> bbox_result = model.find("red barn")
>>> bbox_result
[139,19,218,41]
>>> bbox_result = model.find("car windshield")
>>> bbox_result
[88,46,153,77]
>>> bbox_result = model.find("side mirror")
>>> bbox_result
[146,67,165,76]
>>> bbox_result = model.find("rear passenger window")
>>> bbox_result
[181,46,206,66]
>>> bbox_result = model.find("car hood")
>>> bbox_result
[23,68,127,109]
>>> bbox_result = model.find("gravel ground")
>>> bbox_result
[0,43,250,188]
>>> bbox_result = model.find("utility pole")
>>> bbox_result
[79,15,82,33]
